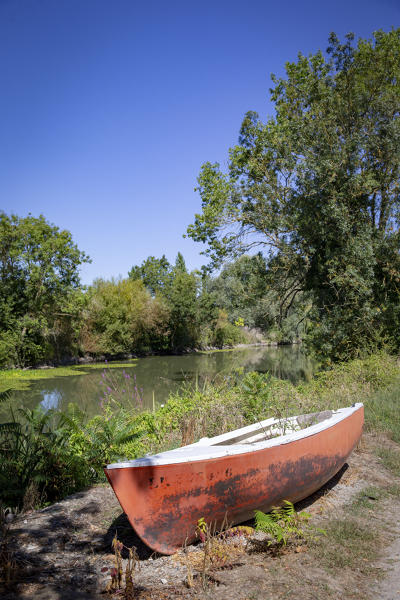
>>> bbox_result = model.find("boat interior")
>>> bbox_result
[105,404,362,468]
[196,409,333,447]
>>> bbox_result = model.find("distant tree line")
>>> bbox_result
[0,213,304,368]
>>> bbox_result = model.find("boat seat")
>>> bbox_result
[296,410,332,428]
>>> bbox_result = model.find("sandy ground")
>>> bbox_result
[1,432,399,600]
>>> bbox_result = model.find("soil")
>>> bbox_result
[1,432,399,600]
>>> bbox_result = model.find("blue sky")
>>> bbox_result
[1,0,399,284]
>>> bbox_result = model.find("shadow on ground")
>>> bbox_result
[0,462,350,599]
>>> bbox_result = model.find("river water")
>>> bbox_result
[8,345,313,418]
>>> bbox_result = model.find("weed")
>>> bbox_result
[180,516,251,590]
[105,534,139,597]
[0,506,17,587]
[364,380,400,442]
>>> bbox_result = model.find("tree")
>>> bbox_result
[128,255,171,296]
[0,213,90,366]
[187,31,400,360]
[81,278,170,355]
[129,253,217,350]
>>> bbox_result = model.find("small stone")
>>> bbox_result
[160,578,167,584]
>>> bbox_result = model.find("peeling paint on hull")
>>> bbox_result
[105,405,363,554]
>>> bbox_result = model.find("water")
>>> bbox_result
[6,346,313,418]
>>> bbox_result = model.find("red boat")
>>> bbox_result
[105,402,364,554]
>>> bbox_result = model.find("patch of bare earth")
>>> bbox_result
[1,432,399,600]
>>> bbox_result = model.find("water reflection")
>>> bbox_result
[4,346,314,419]
[40,390,62,411]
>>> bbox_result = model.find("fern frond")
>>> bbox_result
[0,389,13,403]
[0,422,22,434]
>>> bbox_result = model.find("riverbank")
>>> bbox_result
[1,352,399,597]
[2,431,399,599]
[0,351,398,508]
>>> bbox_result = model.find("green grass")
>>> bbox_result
[350,486,387,512]
[376,447,400,477]
[365,382,400,443]
[312,517,377,571]
[0,360,138,393]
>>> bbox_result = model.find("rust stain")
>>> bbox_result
[105,405,364,555]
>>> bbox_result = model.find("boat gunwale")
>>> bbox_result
[105,402,363,470]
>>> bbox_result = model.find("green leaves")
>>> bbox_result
[0,212,90,367]
[187,30,400,361]
[254,501,318,547]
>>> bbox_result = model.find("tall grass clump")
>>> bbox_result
[364,384,400,443]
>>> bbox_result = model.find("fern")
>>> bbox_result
[0,389,13,403]
[255,500,312,546]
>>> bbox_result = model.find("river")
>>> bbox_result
[7,345,313,418]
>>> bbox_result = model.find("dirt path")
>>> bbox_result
[1,433,399,600]
[373,519,400,600]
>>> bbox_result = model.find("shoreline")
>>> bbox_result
[0,342,303,394]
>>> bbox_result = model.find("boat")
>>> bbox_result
[104,402,364,554]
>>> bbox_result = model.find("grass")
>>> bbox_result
[0,360,138,393]
[376,447,400,477]
[312,517,377,571]
[364,382,400,443]
[350,486,387,512]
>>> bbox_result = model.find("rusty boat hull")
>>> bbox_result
[105,403,364,554]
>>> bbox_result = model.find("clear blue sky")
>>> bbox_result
[1,0,399,284]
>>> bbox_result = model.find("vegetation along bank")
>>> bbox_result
[0,351,398,511]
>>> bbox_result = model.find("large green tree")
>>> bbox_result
[187,31,400,360]
[0,213,89,366]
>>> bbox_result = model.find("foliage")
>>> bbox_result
[254,501,321,547]
[81,277,170,355]
[187,30,400,361]
[363,377,400,443]
[0,210,308,367]
[0,213,89,367]
[129,253,220,350]
[208,253,309,340]
[0,405,90,508]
